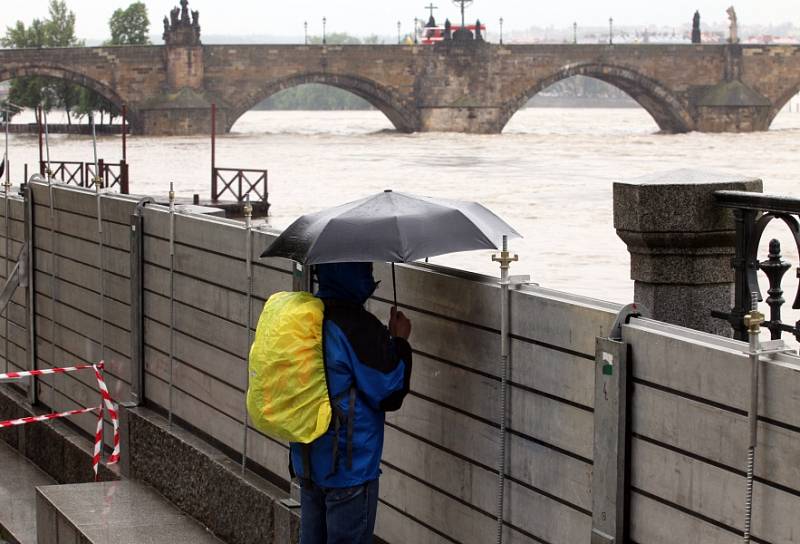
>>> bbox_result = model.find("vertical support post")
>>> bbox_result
[22,183,37,405]
[3,168,10,374]
[288,259,311,504]
[129,199,152,406]
[211,103,217,201]
[121,105,127,163]
[98,159,105,189]
[37,108,43,175]
[591,336,630,544]
[491,236,518,544]
[121,161,130,195]
[292,262,311,293]
[43,110,51,182]
[241,196,253,474]
[168,182,176,427]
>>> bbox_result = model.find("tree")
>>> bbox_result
[44,0,80,48]
[109,2,150,45]
[1,0,85,124]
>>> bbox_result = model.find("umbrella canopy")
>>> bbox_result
[261,190,521,264]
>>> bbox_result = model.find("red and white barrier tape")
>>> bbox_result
[0,361,120,479]
[0,364,98,380]
[93,364,120,464]
[0,406,99,428]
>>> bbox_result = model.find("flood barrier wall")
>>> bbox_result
[0,181,798,543]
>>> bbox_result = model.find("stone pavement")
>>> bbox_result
[0,440,56,544]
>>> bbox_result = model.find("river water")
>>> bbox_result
[6,107,800,307]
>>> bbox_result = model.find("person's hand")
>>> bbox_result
[389,306,412,340]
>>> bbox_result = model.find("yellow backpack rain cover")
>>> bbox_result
[247,291,332,444]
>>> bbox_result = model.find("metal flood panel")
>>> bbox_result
[371,261,616,543]
[24,183,137,447]
[623,318,800,543]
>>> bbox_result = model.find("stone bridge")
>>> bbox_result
[2,38,799,135]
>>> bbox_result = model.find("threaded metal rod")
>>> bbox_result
[241,197,253,474]
[492,234,517,544]
[743,447,755,542]
[742,291,760,543]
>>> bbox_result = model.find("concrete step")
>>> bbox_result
[0,441,57,544]
[36,481,224,544]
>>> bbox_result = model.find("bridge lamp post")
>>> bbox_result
[573,22,577,44]
[398,21,402,44]
[304,21,308,44]
[414,18,419,44]
[499,17,504,44]
[609,17,613,44]
[323,17,327,45]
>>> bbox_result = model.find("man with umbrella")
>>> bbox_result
[289,262,412,544]
[262,190,519,542]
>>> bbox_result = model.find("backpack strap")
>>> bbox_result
[346,386,356,470]
[326,386,357,478]
[301,443,312,482]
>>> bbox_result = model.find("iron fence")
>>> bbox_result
[212,167,268,203]
[40,160,129,194]
[712,190,800,341]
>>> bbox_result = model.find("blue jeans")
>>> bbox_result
[300,479,379,544]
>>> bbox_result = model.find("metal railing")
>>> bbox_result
[40,160,129,194]
[42,160,85,185]
[712,190,800,341]
[212,167,268,203]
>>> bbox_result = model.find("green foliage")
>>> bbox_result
[258,84,372,111]
[2,0,86,122]
[308,32,362,45]
[109,2,150,45]
[45,0,81,47]
[73,87,119,124]
[260,33,380,111]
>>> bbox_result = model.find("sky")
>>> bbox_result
[2,0,799,42]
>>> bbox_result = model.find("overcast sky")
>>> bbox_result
[3,1,798,41]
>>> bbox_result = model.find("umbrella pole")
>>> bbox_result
[492,235,518,544]
[392,262,398,309]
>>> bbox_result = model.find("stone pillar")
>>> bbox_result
[613,169,762,335]
[166,45,204,91]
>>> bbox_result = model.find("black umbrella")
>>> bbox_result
[261,190,521,305]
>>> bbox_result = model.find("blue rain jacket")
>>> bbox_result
[290,263,413,488]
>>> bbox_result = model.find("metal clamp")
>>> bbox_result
[609,303,651,341]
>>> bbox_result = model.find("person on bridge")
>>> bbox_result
[292,262,413,544]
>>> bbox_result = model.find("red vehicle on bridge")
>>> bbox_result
[421,22,486,44]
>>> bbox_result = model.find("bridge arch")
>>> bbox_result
[0,64,128,112]
[225,73,420,133]
[500,63,694,133]
[767,80,800,129]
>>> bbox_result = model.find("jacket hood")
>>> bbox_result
[315,262,378,305]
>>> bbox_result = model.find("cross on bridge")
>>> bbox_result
[453,0,474,27]
[425,3,438,19]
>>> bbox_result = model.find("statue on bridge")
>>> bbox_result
[164,0,202,46]
[691,11,701,44]
[727,6,739,44]
[180,0,191,24]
